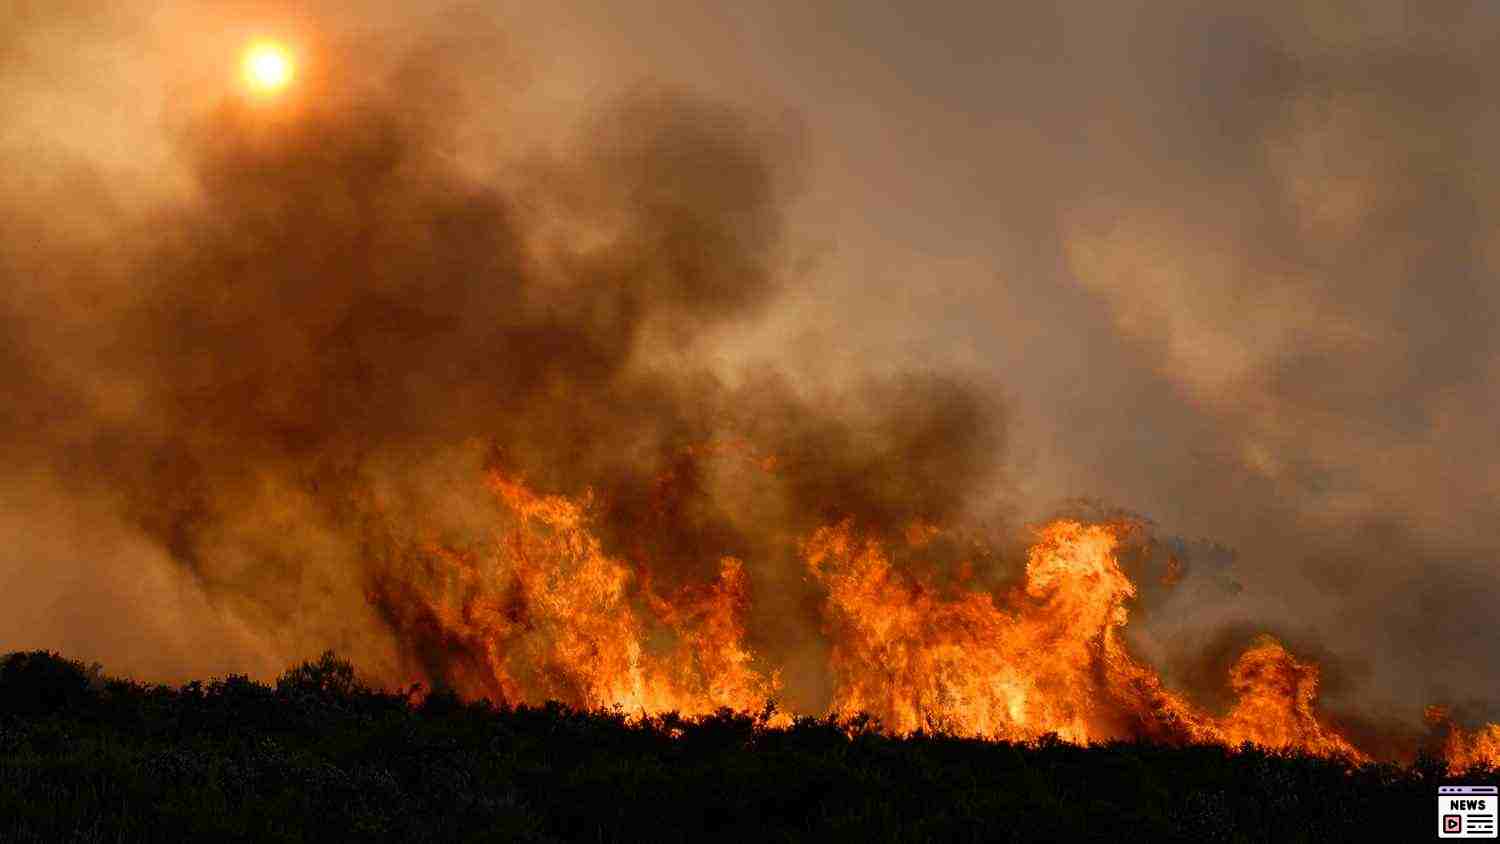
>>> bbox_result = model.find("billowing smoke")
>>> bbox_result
[0,5,1004,714]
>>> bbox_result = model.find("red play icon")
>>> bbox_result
[1446,815,1463,833]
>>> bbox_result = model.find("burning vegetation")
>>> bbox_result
[369,469,779,718]
[370,470,1448,765]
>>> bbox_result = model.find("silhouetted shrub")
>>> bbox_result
[276,650,362,699]
[0,651,100,716]
[416,686,465,719]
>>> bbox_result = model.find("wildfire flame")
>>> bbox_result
[365,470,1500,767]
[371,470,778,717]
[1427,706,1500,771]
[807,518,1364,758]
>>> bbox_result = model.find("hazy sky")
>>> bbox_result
[558,1,1500,722]
[2,1,1497,731]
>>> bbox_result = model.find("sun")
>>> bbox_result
[242,41,295,95]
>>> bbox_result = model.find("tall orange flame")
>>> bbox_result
[369,473,1500,765]
[808,518,1364,758]
[375,470,778,716]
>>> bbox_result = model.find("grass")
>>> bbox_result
[0,649,1490,842]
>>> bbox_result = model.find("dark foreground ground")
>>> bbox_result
[0,650,1490,842]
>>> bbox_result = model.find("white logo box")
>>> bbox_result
[1440,786,1498,839]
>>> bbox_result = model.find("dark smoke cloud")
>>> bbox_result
[0,7,1004,709]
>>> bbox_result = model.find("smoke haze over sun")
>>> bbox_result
[0,1,1497,766]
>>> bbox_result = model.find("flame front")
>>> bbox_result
[365,472,1500,766]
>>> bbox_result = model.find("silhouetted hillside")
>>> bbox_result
[0,650,1490,842]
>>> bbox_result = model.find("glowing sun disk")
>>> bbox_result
[243,42,295,94]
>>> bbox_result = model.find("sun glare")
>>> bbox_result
[243,41,295,95]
